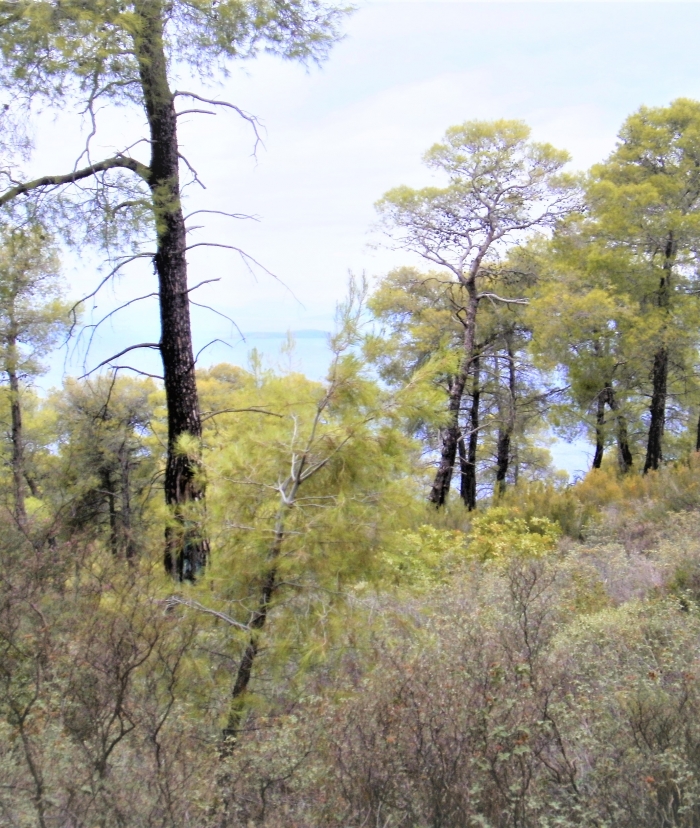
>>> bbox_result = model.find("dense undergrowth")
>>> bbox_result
[5,458,700,826]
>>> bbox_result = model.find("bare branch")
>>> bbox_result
[107,365,164,380]
[176,108,215,117]
[178,152,206,189]
[173,91,264,154]
[194,338,231,363]
[161,596,251,632]
[185,242,300,303]
[0,155,151,206]
[478,292,529,305]
[189,298,244,340]
[82,291,158,356]
[80,343,161,378]
[187,278,221,293]
[184,209,260,223]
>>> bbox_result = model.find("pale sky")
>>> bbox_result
[28,0,700,472]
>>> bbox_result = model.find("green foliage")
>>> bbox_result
[0,221,69,379]
[379,524,469,587]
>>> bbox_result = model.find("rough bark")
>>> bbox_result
[429,283,478,507]
[459,354,480,510]
[644,346,668,473]
[132,1,208,579]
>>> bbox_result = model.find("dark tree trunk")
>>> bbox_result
[133,1,208,579]
[606,383,633,473]
[457,432,468,503]
[592,390,606,470]
[644,232,675,475]
[8,345,26,528]
[494,335,516,494]
[101,467,119,557]
[460,354,480,510]
[696,410,700,453]
[429,283,478,507]
[495,430,511,494]
[119,447,136,561]
[644,346,668,473]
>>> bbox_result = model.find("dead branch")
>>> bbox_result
[194,338,231,363]
[189,298,244,340]
[162,596,251,631]
[187,278,221,293]
[184,209,260,223]
[80,342,161,378]
[172,91,264,154]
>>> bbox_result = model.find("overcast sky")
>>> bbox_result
[28,0,700,471]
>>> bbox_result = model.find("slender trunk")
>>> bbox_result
[133,1,208,579]
[457,432,468,501]
[429,283,478,507]
[221,566,277,753]
[606,383,633,473]
[220,407,320,753]
[592,390,605,470]
[696,410,700,453]
[644,232,674,474]
[460,354,480,510]
[494,335,517,494]
[119,446,136,561]
[25,473,38,498]
[644,346,668,473]
[5,322,27,531]
[7,332,26,528]
[101,468,119,557]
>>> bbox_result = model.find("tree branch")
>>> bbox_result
[0,155,151,206]
[161,596,251,632]
[80,342,161,378]
[173,91,264,155]
[477,292,529,305]
[201,408,284,423]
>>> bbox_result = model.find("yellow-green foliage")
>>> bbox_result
[380,524,469,588]
[466,506,561,561]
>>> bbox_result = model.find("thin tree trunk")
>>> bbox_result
[133,1,208,579]
[429,283,478,506]
[695,410,700,453]
[495,335,516,494]
[606,383,633,473]
[592,390,606,470]
[457,432,468,502]
[644,231,674,475]
[221,566,277,754]
[644,346,668,473]
[460,354,480,510]
[101,468,119,557]
[119,446,136,561]
[7,341,26,528]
